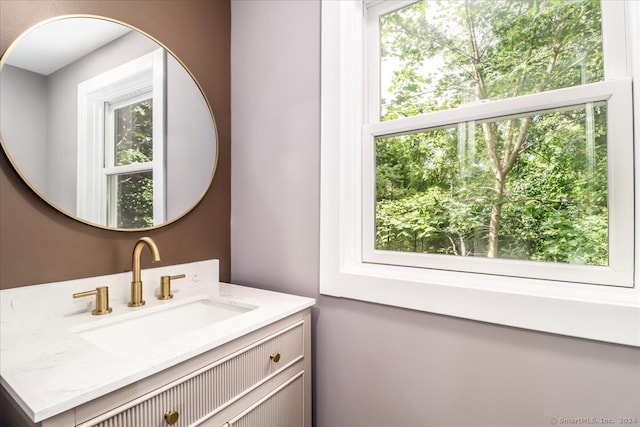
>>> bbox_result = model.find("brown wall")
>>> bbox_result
[0,0,230,289]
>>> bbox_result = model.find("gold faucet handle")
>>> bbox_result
[158,274,186,300]
[73,286,113,315]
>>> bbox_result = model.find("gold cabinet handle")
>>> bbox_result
[270,353,281,363]
[73,286,112,315]
[164,410,179,425]
[158,274,186,300]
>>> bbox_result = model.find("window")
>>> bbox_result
[77,48,166,228]
[320,0,640,346]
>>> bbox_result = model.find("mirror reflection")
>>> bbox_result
[0,16,218,230]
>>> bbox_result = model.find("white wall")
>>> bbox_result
[0,65,48,193]
[166,57,217,220]
[230,1,640,426]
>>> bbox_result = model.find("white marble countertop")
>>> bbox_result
[0,259,315,423]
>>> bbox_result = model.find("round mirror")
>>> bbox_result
[0,15,218,231]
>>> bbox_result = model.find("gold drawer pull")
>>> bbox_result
[164,410,179,425]
[270,353,281,363]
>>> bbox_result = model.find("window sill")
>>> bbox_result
[320,260,640,347]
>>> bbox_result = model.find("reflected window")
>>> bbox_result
[105,95,154,228]
[76,48,166,228]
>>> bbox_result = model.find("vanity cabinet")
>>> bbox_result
[3,309,311,427]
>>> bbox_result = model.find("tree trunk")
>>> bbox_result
[463,0,553,259]
[459,234,467,256]
[487,174,505,258]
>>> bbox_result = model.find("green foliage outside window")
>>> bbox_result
[375,0,608,265]
[113,99,154,228]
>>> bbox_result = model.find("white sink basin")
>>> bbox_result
[72,297,256,355]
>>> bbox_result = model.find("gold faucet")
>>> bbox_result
[129,237,161,307]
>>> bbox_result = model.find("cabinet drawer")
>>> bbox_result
[226,371,305,427]
[82,321,305,427]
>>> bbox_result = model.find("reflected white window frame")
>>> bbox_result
[77,48,166,227]
[319,0,640,346]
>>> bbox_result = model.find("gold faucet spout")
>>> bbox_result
[129,237,161,307]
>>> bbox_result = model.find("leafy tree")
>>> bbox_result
[376,0,607,264]
[113,99,154,228]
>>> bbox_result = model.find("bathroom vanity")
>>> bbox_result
[0,260,314,427]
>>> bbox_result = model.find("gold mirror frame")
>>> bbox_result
[0,14,218,231]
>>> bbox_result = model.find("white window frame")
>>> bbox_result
[77,48,166,227]
[320,0,640,346]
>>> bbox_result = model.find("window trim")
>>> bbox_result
[77,48,166,226]
[319,0,640,346]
